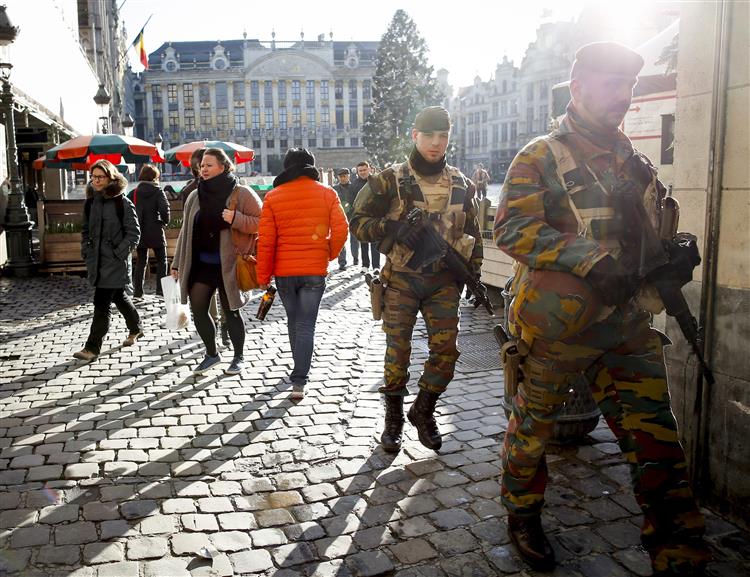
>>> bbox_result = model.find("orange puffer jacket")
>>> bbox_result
[256,176,349,284]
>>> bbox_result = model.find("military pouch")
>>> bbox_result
[370,276,385,321]
[500,342,522,399]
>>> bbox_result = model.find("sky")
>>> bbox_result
[119,0,589,89]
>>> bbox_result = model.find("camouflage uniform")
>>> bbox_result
[494,109,710,574]
[351,160,483,397]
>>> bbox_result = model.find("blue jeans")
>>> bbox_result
[276,275,326,384]
[338,231,360,267]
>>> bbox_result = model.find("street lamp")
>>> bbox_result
[93,83,111,134]
[122,113,134,137]
[0,5,33,277]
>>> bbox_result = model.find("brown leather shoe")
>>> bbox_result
[508,514,556,571]
[72,348,98,362]
[122,331,144,347]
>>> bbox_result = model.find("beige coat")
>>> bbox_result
[172,184,262,310]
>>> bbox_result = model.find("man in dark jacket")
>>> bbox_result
[334,168,357,270]
[352,161,380,270]
[128,164,170,297]
[74,159,142,361]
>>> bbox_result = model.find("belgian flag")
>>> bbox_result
[131,27,148,69]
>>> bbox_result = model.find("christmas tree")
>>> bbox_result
[363,10,442,167]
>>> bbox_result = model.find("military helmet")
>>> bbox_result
[511,270,603,342]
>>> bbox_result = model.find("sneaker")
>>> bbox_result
[73,348,97,361]
[122,331,144,347]
[291,383,305,400]
[224,356,244,375]
[193,353,221,375]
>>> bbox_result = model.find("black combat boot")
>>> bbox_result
[380,395,404,453]
[407,389,442,450]
[508,514,556,571]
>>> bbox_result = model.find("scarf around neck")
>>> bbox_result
[197,171,237,232]
[273,164,320,188]
[409,146,446,176]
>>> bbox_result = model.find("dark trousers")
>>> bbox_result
[361,241,381,269]
[133,244,167,296]
[85,288,142,354]
[338,231,360,267]
[277,275,326,384]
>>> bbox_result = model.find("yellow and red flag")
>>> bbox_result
[131,27,148,69]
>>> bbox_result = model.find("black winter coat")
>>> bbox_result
[81,179,140,289]
[128,181,169,248]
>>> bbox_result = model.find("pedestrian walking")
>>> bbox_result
[350,106,483,453]
[494,42,710,576]
[351,161,380,270]
[73,159,142,361]
[171,148,262,376]
[256,148,348,399]
[128,164,169,298]
[333,167,357,270]
[471,163,490,199]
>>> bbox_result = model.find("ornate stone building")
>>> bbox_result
[133,35,379,175]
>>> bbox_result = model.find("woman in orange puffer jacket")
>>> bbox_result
[256,148,349,399]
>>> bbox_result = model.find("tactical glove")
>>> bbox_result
[383,220,423,250]
[647,233,701,290]
[587,256,637,307]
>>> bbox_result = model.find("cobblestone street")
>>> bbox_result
[0,269,748,577]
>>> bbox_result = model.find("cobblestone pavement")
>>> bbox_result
[1,268,748,577]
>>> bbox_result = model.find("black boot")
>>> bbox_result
[407,389,442,450]
[380,395,404,453]
[508,514,556,571]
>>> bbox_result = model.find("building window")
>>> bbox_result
[481,130,487,147]
[217,109,229,130]
[292,106,301,128]
[539,81,549,101]
[526,107,534,132]
[215,82,228,109]
[294,138,302,147]
[199,83,210,105]
[321,108,330,129]
[502,79,508,93]
[491,102,498,116]
[501,100,508,117]
[235,107,246,130]
[251,108,260,130]
[280,139,288,150]
[183,83,194,107]
[482,110,488,122]
[501,123,508,142]
[264,80,273,104]
[363,80,371,100]
[349,106,358,128]
[510,99,518,115]
[167,83,177,105]
[337,138,345,147]
[309,138,318,148]
[292,80,301,101]
[661,114,675,165]
[306,80,315,105]
[492,124,498,145]
[335,105,344,129]
[350,137,359,147]
[363,105,371,122]
[510,122,517,140]
[307,108,316,129]
[320,80,329,101]
[278,80,287,101]
[233,81,245,103]
[184,109,195,131]
[279,108,287,129]
[265,107,273,128]
[322,138,331,147]
[152,87,162,106]
[348,79,357,100]
[153,109,163,133]
[335,80,343,99]
[200,108,211,129]
[266,139,274,149]
[538,105,548,132]
[526,83,534,100]
[250,80,259,101]
[168,110,179,132]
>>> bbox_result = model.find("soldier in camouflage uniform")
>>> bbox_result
[494,43,710,576]
[350,106,483,454]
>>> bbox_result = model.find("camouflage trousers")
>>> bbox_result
[380,269,461,396]
[501,308,710,574]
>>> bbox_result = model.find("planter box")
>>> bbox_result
[166,228,180,260]
[40,232,85,273]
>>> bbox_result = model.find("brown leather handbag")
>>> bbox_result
[228,188,259,291]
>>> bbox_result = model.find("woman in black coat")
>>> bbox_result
[128,164,170,297]
[74,160,142,361]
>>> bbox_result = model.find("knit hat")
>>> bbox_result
[414,106,451,132]
[283,148,316,170]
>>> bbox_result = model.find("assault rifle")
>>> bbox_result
[616,156,715,385]
[405,207,494,316]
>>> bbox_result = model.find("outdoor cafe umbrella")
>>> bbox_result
[164,140,254,167]
[33,156,129,173]
[45,133,164,164]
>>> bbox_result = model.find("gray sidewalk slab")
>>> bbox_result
[0,270,748,577]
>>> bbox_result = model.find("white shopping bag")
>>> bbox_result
[161,276,191,330]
